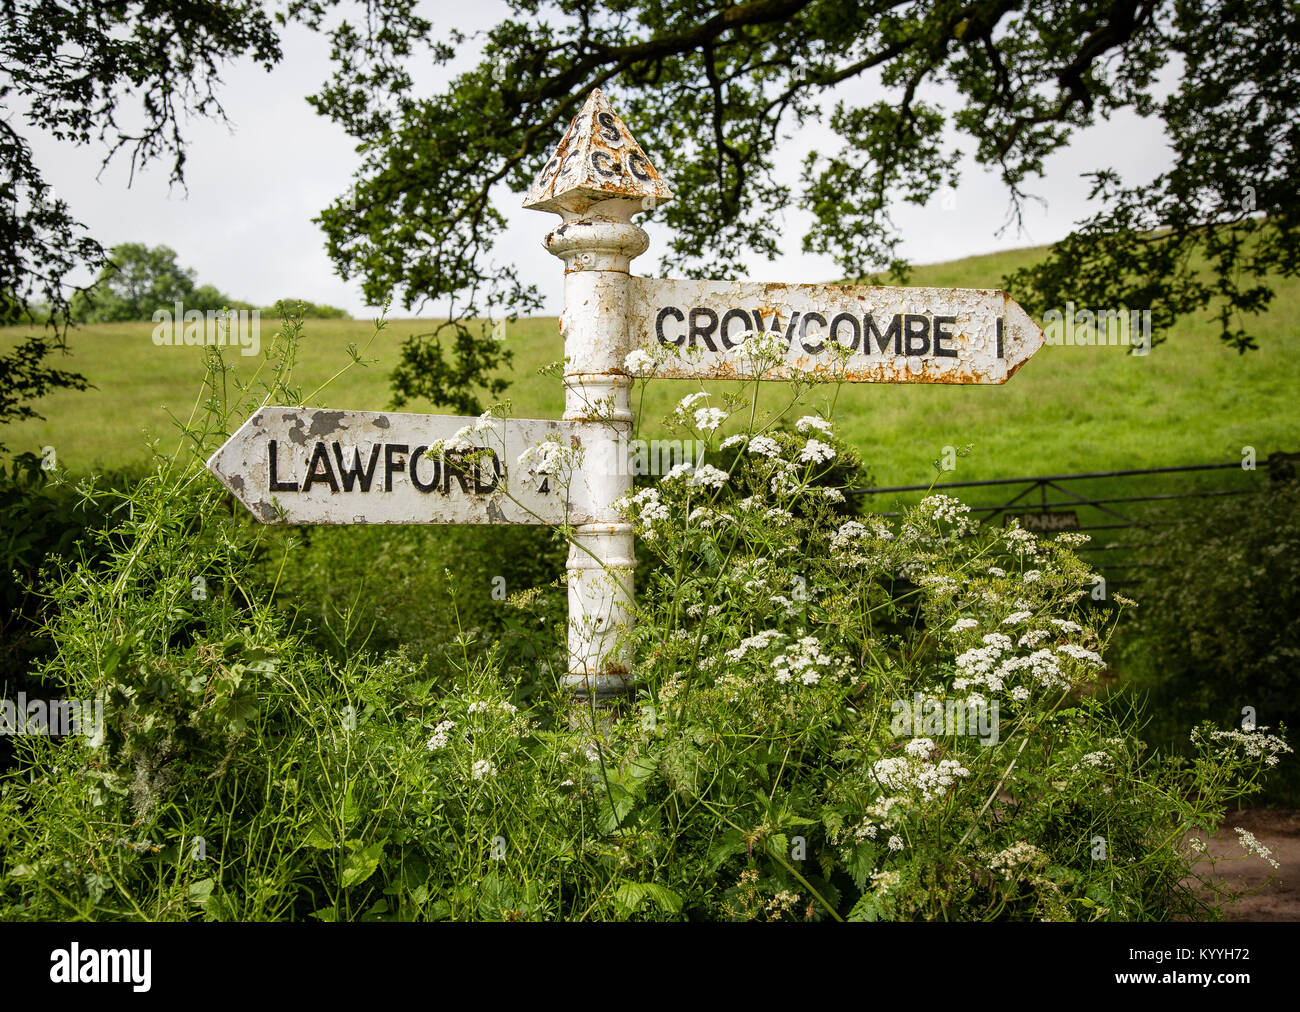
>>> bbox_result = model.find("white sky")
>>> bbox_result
[24,3,1177,318]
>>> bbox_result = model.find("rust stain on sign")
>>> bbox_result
[624,278,1043,385]
[523,88,674,219]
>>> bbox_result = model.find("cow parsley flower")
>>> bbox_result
[796,415,833,435]
[689,464,729,489]
[624,349,655,373]
[471,759,496,780]
[748,436,781,458]
[1057,644,1104,668]
[799,439,836,464]
[694,407,727,431]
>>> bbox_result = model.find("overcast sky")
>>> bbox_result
[26,3,1177,318]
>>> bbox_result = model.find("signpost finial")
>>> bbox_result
[523,88,673,220]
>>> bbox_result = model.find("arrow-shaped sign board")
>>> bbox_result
[625,278,1042,384]
[207,407,611,526]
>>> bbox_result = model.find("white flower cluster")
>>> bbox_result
[443,411,496,452]
[725,629,783,662]
[618,487,671,538]
[624,348,656,373]
[916,494,971,525]
[689,464,729,489]
[1235,827,1280,869]
[426,719,456,751]
[871,738,971,803]
[748,435,782,458]
[989,841,1045,875]
[950,618,979,632]
[1190,726,1293,766]
[694,407,727,431]
[1056,644,1105,668]
[772,635,833,686]
[1072,750,1110,771]
[516,438,571,484]
[799,439,836,465]
[796,415,833,435]
[471,759,496,780]
[1003,525,1042,557]
[954,634,1068,694]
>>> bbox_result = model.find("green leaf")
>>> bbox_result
[341,840,385,889]
[303,821,335,850]
[187,877,214,905]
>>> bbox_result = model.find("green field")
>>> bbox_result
[4,244,1298,489]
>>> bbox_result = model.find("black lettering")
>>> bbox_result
[800,312,827,354]
[784,311,801,345]
[474,451,503,494]
[596,112,621,146]
[384,443,408,492]
[688,307,719,351]
[558,149,580,181]
[268,440,298,492]
[656,306,685,347]
[627,152,651,181]
[300,442,339,494]
[904,314,930,356]
[410,445,441,493]
[443,453,471,494]
[996,317,1004,358]
[590,150,620,177]
[332,442,381,492]
[720,308,752,349]
[753,309,783,334]
[829,312,861,352]
[864,313,902,354]
[933,316,958,358]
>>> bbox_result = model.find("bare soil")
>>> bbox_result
[1188,809,1300,921]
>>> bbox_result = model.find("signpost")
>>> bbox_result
[209,407,610,526]
[208,87,1045,705]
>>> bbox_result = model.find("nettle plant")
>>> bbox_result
[0,321,1288,922]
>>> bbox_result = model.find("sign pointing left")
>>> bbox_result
[207,407,610,526]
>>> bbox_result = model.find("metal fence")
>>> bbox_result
[849,452,1299,587]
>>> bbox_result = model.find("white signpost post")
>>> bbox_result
[208,87,1045,706]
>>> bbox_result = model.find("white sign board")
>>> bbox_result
[207,407,610,526]
[626,278,1042,383]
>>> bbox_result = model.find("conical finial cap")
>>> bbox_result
[523,89,673,218]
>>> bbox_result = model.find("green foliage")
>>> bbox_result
[267,522,566,689]
[1118,477,1300,802]
[260,299,350,319]
[71,243,242,323]
[0,329,1288,921]
[305,0,1299,405]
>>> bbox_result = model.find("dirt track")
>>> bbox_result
[1188,810,1300,921]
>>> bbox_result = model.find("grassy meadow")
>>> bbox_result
[4,244,1297,494]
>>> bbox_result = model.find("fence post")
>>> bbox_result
[524,89,673,701]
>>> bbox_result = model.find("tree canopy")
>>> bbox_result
[3,1,1297,423]
[309,0,1297,366]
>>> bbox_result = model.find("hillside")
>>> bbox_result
[3,243,1297,487]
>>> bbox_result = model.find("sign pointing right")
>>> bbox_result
[625,278,1043,384]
